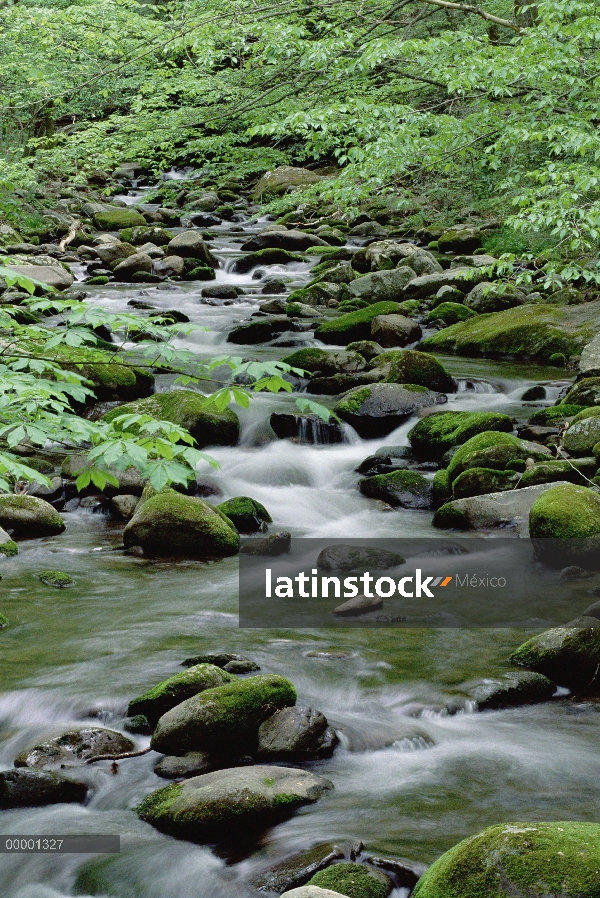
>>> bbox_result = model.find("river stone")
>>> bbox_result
[0,223,23,247]
[335,383,445,438]
[6,263,74,291]
[123,489,239,557]
[270,413,346,444]
[459,671,556,710]
[561,408,600,454]
[14,727,134,769]
[309,863,392,898]
[154,254,185,277]
[463,281,526,313]
[233,248,305,273]
[519,458,595,488]
[166,231,217,267]
[94,241,136,267]
[411,821,600,898]
[578,333,600,377]
[511,617,600,692]
[253,166,326,198]
[283,348,366,375]
[154,751,219,780]
[112,252,153,280]
[450,467,518,500]
[408,411,514,460]
[404,267,485,299]
[446,431,551,483]
[0,495,64,538]
[252,843,349,892]
[110,494,139,520]
[0,769,88,809]
[216,496,272,533]
[182,652,260,672]
[103,389,239,448]
[370,314,421,348]
[433,482,574,534]
[346,269,416,304]
[257,707,338,760]
[228,315,300,344]
[92,206,146,230]
[427,302,476,325]
[136,765,333,839]
[151,673,297,754]
[317,545,405,571]
[243,229,328,253]
[372,349,457,393]
[0,526,17,556]
[240,532,292,556]
[120,225,173,246]
[529,483,600,565]
[333,595,383,616]
[315,302,403,345]
[564,377,600,407]
[359,470,432,509]
[282,889,350,898]
[127,663,236,725]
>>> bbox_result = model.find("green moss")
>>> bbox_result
[359,469,431,507]
[216,496,272,533]
[432,502,470,529]
[432,468,451,507]
[529,405,585,426]
[86,275,110,285]
[183,264,216,281]
[520,460,590,488]
[136,782,184,820]
[412,822,600,898]
[234,248,305,273]
[427,302,477,325]
[39,570,73,588]
[0,538,18,557]
[337,298,369,312]
[127,663,236,723]
[0,613,7,629]
[376,349,456,392]
[510,624,600,690]
[564,377,600,407]
[337,386,371,415]
[0,495,65,537]
[408,411,514,459]
[529,483,600,539]
[314,301,402,345]
[451,467,517,500]
[310,863,390,898]
[397,299,421,315]
[421,303,598,362]
[446,431,544,483]
[93,208,146,230]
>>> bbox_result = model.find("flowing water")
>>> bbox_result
[1,190,598,898]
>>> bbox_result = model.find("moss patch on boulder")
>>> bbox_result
[427,302,477,325]
[372,349,457,393]
[446,431,550,483]
[0,496,65,538]
[408,411,514,460]
[39,570,73,588]
[127,663,236,725]
[309,864,392,898]
[314,302,402,345]
[216,497,272,533]
[511,619,600,692]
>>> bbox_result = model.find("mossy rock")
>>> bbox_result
[123,488,240,558]
[359,470,432,509]
[119,225,174,246]
[373,349,456,393]
[127,663,236,725]
[408,411,514,460]
[451,467,518,500]
[0,496,65,538]
[563,377,600,407]
[511,618,600,692]
[282,348,366,376]
[447,431,550,483]
[39,570,73,588]
[0,613,8,630]
[437,226,483,253]
[411,821,600,898]
[335,383,443,438]
[561,407,600,454]
[309,864,392,898]
[150,673,297,754]
[432,469,452,507]
[232,248,305,274]
[103,389,239,448]
[427,302,477,325]
[182,263,217,281]
[0,528,18,556]
[421,302,600,362]
[93,207,147,230]
[529,405,586,426]
[289,282,348,308]
[520,459,595,488]
[314,302,402,345]
[528,483,600,567]
[216,497,272,533]
[337,299,369,313]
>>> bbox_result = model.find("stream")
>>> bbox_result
[1,184,599,898]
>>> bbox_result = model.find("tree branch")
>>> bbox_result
[414,0,522,32]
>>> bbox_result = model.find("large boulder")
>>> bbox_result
[0,769,88,809]
[14,727,134,769]
[437,225,484,253]
[150,674,297,754]
[123,490,239,557]
[35,342,155,401]
[528,483,600,566]
[314,302,404,345]
[408,411,514,460]
[364,240,441,274]
[253,166,326,198]
[427,302,477,325]
[112,252,153,281]
[94,241,137,268]
[564,376,600,407]
[228,316,301,344]
[373,350,457,393]
[6,263,74,291]
[283,348,366,375]
[403,267,486,299]
[561,408,600,454]
[232,248,305,273]
[136,765,333,840]
[0,223,23,247]
[450,467,518,500]
[257,707,338,760]
[242,229,328,253]
[411,822,600,898]
[511,618,600,693]
[166,231,217,267]
[102,389,240,448]
[370,314,421,348]
[216,496,272,533]
[127,663,236,725]
[359,470,432,509]
[346,269,416,303]
[433,482,573,533]
[335,383,445,438]
[445,431,551,484]
[120,225,174,246]
[92,206,146,230]
[0,495,64,538]
[463,281,526,313]
[421,302,600,363]
[459,671,556,710]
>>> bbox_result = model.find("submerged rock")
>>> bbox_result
[0,769,88,809]
[38,570,73,588]
[136,765,333,840]
[270,412,346,444]
[252,842,349,892]
[257,707,338,760]
[181,652,260,672]
[127,663,236,725]
[240,532,292,556]
[14,727,134,769]
[317,545,405,571]
[411,821,600,898]
[459,671,556,710]
[150,674,297,755]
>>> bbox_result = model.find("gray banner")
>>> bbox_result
[0,835,120,853]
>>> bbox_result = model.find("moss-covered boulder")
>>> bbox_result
[451,467,518,500]
[119,225,174,246]
[511,619,600,692]
[463,281,526,314]
[446,431,550,483]
[359,470,432,509]
[39,570,73,588]
[528,483,600,566]
[14,727,134,769]
[560,407,600,454]
[123,489,239,557]
[151,674,297,754]
[520,458,595,488]
[228,315,299,345]
[529,405,586,426]
[403,267,485,299]
[427,302,477,325]
[370,314,422,348]
[433,482,571,533]
[283,348,366,376]
[233,248,305,274]
[411,822,600,898]
[103,389,239,448]
[372,349,457,393]
[563,377,600,407]
[0,526,18,556]
[0,495,64,538]
[309,864,392,898]
[253,166,326,197]
[34,341,155,401]
[127,663,236,725]
[166,231,217,267]
[437,226,483,253]
[216,497,272,533]
[92,206,146,230]
[408,411,514,460]
[136,764,333,840]
[314,302,402,345]
[346,269,416,304]
[421,302,600,362]
[460,671,556,710]
[335,383,444,438]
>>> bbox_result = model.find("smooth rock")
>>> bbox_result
[14,727,134,769]
[0,769,88,809]
[257,707,338,759]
